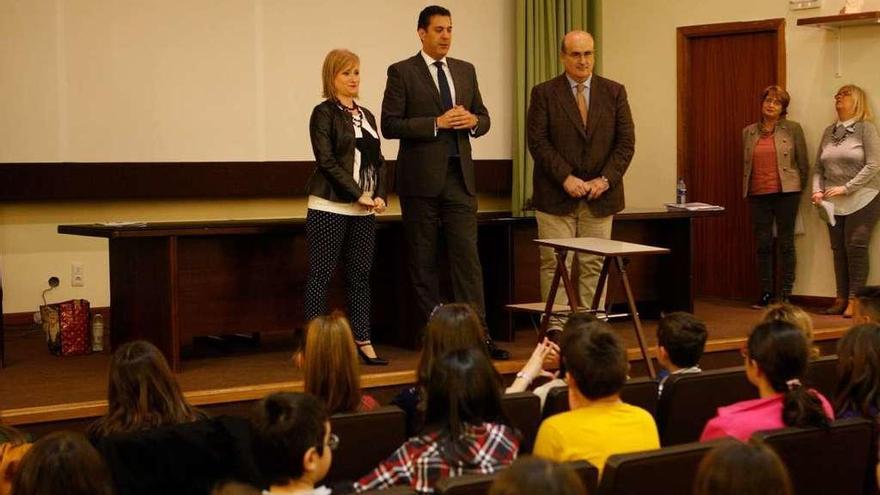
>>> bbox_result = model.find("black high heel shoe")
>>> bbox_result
[356,343,389,366]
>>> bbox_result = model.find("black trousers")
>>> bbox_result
[400,158,486,330]
[828,193,880,298]
[304,209,376,342]
[749,192,800,296]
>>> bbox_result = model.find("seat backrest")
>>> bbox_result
[597,440,725,495]
[541,378,659,420]
[435,460,598,495]
[95,416,261,495]
[501,392,541,454]
[326,406,407,483]
[542,385,569,419]
[805,354,839,401]
[656,366,758,445]
[754,417,878,495]
[619,376,659,416]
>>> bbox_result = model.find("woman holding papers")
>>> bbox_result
[812,85,880,317]
[742,86,809,309]
[304,49,388,364]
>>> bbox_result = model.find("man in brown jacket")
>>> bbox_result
[527,30,635,323]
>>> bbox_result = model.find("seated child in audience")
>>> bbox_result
[762,303,819,358]
[655,311,707,396]
[392,304,496,434]
[304,312,379,414]
[530,313,598,408]
[355,348,518,494]
[532,319,659,471]
[11,431,114,495]
[855,286,880,323]
[88,340,206,440]
[488,456,586,495]
[700,321,833,442]
[0,425,30,495]
[693,440,792,495]
[835,323,880,419]
[251,392,336,495]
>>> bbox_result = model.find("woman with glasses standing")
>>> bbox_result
[742,86,809,308]
[812,85,880,317]
[305,49,388,364]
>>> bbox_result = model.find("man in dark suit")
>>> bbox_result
[527,30,635,326]
[382,5,507,359]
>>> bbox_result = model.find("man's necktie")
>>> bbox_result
[576,83,588,127]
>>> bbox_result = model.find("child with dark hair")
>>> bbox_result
[11,431,113,495]
[251,392,336,495]
[701,321,833,441]
[693,441,792,495]
[835,323,880,419]
[531,312,597,407]
[532,319,658,471]
[856,286,880,323]
[88,340,206,440]
[488,456,586,495]
[355,348,518,494]
[656,312,708,396]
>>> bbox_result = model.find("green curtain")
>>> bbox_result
[512,0,598,216]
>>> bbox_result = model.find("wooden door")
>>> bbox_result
[678,20,785,300]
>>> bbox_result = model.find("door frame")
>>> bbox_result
[676,18,786,182]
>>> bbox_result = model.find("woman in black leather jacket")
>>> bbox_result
[304,48,388,365]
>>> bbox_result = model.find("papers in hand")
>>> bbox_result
[100,221,148,227]
[665,202,725,211]
[816,200,836,227]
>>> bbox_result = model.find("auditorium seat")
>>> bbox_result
[655,366,757,445]
[326,406,407,483]
[753,417,878,495]
[94,416,261,495]
[597,440,726,495]
[541,377,659,420]
[435,460,599,495]
[805,354,839,401]
[501,392,541,453]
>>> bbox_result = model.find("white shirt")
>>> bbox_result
[421,50,456,104]
[308,106,379,216]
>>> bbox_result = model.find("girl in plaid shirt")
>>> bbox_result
[354,348,519,493]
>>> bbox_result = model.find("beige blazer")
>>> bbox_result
[742,119,809,198]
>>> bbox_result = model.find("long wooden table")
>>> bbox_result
[58,208,720,371]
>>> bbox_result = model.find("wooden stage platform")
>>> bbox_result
[0,298,851,432]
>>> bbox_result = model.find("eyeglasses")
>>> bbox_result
[763,98,783,106]
[327,433,340,451]
[834,90,853,100]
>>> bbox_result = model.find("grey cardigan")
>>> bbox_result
[812,120,880,194]
[742,119,809,198]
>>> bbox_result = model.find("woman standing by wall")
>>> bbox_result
[812,85,880,317]
[742,86,808,308]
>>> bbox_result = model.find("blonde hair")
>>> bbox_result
[837,84,874,122]
[321,49,359,100]
[303,311,363,414]
[762,303,819,359]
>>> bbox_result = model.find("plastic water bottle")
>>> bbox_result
[676,178,687,205]
[92,313,104,352]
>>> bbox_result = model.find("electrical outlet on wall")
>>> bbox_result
[71,262,85,287]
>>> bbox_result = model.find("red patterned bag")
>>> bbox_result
[41,299,91,356]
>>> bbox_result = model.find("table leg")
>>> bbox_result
[615,256,656,379]
[558,249,579,314]
[591,257,611,312]
[539,250,566,340]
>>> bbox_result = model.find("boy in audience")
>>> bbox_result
[532,319,659,471]
[655,312,708,396]
[856,286,880,323]
[251,392,337,495]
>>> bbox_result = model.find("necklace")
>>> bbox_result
[830,124,854,146]
[759,120,776,137]
[336,99,358,112]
